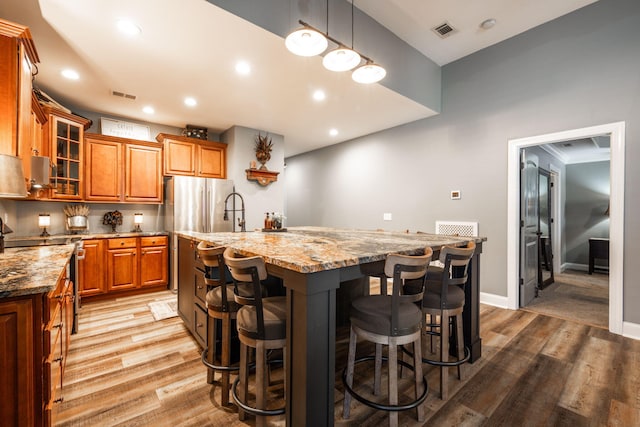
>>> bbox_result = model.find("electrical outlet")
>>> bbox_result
[450,190,461,200]
[383,213,392,221]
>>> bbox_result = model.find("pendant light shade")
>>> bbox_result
[352,62,386,84]
[285,26,328,57]
[322,47,361,72]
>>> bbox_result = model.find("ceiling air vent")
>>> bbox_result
[432,22,457,39]
[111,90,137,100]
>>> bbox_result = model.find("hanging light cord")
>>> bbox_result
[297,19,374,63]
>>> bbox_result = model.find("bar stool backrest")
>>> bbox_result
[384,248,432,336]
[197,241,232,309]
[437,241,476,301]
[223,248,270,339]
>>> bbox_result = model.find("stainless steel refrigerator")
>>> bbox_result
[164,176,234,289]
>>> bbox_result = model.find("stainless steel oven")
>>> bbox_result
[5,236,83,333]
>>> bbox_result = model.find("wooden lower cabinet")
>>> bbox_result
[77,239,105,297]
[0,260,72,426]
[140,236,168,287]
[79,236,168,301]
[106,238,138,291]
[0,297,36,427]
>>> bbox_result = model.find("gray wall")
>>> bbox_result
[565,161,610,265]
[285,0,640,322]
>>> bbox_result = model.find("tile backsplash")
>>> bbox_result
[3,200,164,237]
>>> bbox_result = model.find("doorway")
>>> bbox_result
[507,122,625,335]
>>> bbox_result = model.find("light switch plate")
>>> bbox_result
[451,190,461,200]
[383,213,392,221]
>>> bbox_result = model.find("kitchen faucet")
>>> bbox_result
[223,188,246,232]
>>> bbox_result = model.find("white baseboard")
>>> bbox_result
[480,292,509,309]
[562,262,588,272]
[622,321,640,341]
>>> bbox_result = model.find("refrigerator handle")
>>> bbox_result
[200,186,206,233]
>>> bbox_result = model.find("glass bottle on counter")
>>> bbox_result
[264,212,271,230]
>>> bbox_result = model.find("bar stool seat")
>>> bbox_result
[343,249,432,427]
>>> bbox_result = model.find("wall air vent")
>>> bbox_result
[111,90,137,100]
[432,22,457,39]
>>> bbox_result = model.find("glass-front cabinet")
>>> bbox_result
[43,107,91,200]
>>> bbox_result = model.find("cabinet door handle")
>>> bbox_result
[197,323,204,328]
[54,323,63,329]
[54,356,63,363]
[121,242,125,245]
[54,397,64,404]
[197,285,203,289]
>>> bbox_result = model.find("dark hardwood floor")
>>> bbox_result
[56,290,640,426]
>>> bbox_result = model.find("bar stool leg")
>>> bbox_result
[388,343,398,427]
[342,327,357,419]
[207,315,217,384]
[256,341,267,427]
[374,343,382,395]
[238,342,248,421]
[413,340,425,422]
[220,313,231,406]
[455,313,465,381]
[440,313,450,400]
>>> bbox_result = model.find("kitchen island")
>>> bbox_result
[177,227,485,426]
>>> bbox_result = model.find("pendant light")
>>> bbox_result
[352,61,386,84]
[323,47,361,72]
[322,0,361,72]
[285,25,328,57]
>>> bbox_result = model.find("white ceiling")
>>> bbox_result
[0,0,598,157]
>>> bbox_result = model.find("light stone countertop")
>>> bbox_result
[0,244,75,298]
[177,226,484,274]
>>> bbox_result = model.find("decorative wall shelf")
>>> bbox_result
[246,168,279,186]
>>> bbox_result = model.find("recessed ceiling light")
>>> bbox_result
[235,61,251,75]
[142,106,154,114]
[329,128,338,137]
[313,90,326,101]
[61,69,79,80]
[184,97,197,107]
[480,18,497,30]
[116,19,142,36]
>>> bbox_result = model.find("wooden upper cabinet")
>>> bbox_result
[162,137,195,176]
[0,19,39,193]
[85,136,121,202]
[125,143,162,203]
[157,133,226,178]
[84,133,163,203]
[198,144,225,178]
[44,107,91,200]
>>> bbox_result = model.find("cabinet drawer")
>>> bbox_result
[195,269,207,305]
[108,237,137,249]
[140,235,168,247]
[194,304,208,347]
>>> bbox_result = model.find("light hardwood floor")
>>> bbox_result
[57,290,640,426]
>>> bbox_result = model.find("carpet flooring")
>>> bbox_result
[522,269,609,329]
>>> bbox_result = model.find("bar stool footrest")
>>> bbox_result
[201,348,240,372]
[342,355,429,412]
[231,358,286,417]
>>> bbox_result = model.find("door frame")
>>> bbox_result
[507,121,625,334]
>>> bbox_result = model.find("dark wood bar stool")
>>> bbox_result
[196,241,240,406]
[413,241,475,400]
[342,249,432,427]
[223,248,286,427]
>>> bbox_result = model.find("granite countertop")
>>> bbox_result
[0,244,75,298]
[177,226,484,274]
